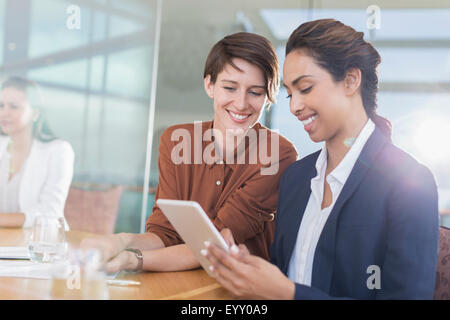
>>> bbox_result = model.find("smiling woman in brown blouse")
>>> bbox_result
[81,32,297,273]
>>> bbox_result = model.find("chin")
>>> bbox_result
[308,132,326,143]
[228,119,254,131]
[226,123,247,134]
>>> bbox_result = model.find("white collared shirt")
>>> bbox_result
[287,119,375,286]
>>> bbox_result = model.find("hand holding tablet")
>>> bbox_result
[156,199,229,277]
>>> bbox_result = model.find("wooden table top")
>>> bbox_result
[0,228,233,300]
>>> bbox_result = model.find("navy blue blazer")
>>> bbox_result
[270,127,439,299]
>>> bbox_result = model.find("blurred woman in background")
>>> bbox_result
[0,77,74,228]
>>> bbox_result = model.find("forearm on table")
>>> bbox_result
[0,213,25,228]
[118,232,165,251]
[141,244,201,272]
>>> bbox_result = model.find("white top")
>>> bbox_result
[0,136,75,228]
[287,119,375,286]
[0,151,26,212]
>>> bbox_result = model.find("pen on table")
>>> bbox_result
[106,279,141,286]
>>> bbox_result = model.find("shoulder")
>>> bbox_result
[160,121,212,142]
[378,144,439,238]
[377,142,436,187]
[0,135,8,149]
[0,135,8,144]
[34,139,74,157]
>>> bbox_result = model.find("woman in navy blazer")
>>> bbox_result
[204,19,439,299]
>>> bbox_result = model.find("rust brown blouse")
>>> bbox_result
[146,121,298,260]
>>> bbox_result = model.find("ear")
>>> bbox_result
[203,75,214,99]
[343,68,362,96]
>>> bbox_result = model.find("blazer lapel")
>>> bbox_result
[311,128,389,293]
[281,152,319,274]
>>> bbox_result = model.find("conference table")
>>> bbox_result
[0,228,233,300]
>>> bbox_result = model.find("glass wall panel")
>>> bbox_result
[29,0,92,58]
[261,7,450,41]
[0,0,158,233]
[378,48,450,83]
[0,0,5,64]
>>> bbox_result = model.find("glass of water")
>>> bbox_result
[28,216,68,263]
[50,248,109,300]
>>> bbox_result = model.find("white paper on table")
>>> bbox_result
[0,247,30,260]
[0,259,119,280]
[0,260,54,279]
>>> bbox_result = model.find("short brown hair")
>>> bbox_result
[203,32,280,104]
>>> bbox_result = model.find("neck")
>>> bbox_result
[212,120,251,159]
[9,128,33,154]
[325,107,368,171]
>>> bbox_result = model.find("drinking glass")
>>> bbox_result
[50,248,109,300]
[28,216,68,263]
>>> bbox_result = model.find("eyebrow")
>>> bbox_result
[221,79,265,89]
[283,75,313,88]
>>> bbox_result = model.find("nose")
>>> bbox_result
[234,91,247,112]
[289,93,305,116]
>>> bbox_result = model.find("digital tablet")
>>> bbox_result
[156,199,229,277]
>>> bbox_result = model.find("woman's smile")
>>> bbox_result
[298,113,318,132]
[227,109,252,123]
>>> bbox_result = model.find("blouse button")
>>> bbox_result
[216,180,221,186]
